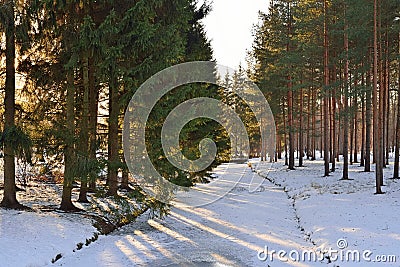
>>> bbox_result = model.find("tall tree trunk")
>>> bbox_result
[380,43,386,168]
[288,89,295,170]
[312,86,316,160]
[350,94,354,165]
[353,87,358,163]
[392,89,397,156]
[329,94,333,163]
[320,100,323,159]
[394,33,400,179]
[360,76,365,167]
[330,92,336,172]
[323,0,330,176]
[78,52,90,203]
[287,1,295,170]
[331,77,337,171]
[385,36,390,166]
[373,0,383,193]
[277,128,282,160]
[88,57,99,191]
[342,7,349,180]
[365,55,372,171]
[337,85,341,161]
[1,0,23,209]
[306,88,311,159]
[60,69,79,211]
[283,100,288,165]
[107,66,119,196]
[299,88,304,167]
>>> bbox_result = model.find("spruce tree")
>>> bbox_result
[0,0,33,209]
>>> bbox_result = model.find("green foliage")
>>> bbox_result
[220,66,261,157]
[249,0,400,160]
[91,186,169,226]
[0,126,32,164]
[142,2,229,190]
[1,0,231,212]
[72,154,106,182]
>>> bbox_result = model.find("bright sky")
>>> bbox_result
[200,0,270,69]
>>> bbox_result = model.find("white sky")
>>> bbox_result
[200,0,270,69]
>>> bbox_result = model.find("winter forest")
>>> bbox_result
[0,0,400,266]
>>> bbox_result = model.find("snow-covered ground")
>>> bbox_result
[54,163,313,267]
[259,157,400,267]
[1,156,400,266]
[0,209,97,267]
[0,165,99,267]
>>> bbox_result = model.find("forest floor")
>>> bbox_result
[1,156,400,267]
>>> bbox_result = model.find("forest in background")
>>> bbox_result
[0,0,399,217]
[249,0,400,193]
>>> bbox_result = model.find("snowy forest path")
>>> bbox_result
[56,162,318,267]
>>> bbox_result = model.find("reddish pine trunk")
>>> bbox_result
[283,100,288,166]
[353,87,358,163]
[312,86,317,160]
[299,88,304,167]
[373,0,383,193]
[323,0,330,176]
[360,73,366,167]
[342,8,349,180]
[287,1,295,170]
[394,33,400,178]
[307,88,311,159]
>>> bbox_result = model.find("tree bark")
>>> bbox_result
[60,69,79,211]
[323,0,330,176]
[384,36,390,166]
[350,94,354,165]
[360,77,365,167]
[107,65,119,196]
[307,87,311,159]
[88,57,99,192]
[288,89,295,170]
[365,56,372,172]
[342,8,349,180]
[312,84,316,160]
[283,99,288,165]
[120,157,131,190]
[78,52,90,203]
[353,88,358,163]
[299,88,304,167]
[373,0,383,193]
[0,0,24,209]
[331,89,336,172]
[287,1,295,170]
[394,33,400,179]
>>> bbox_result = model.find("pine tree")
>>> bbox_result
[342,2,350,180]
[373,0,383,194]
[394,32,400,179]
